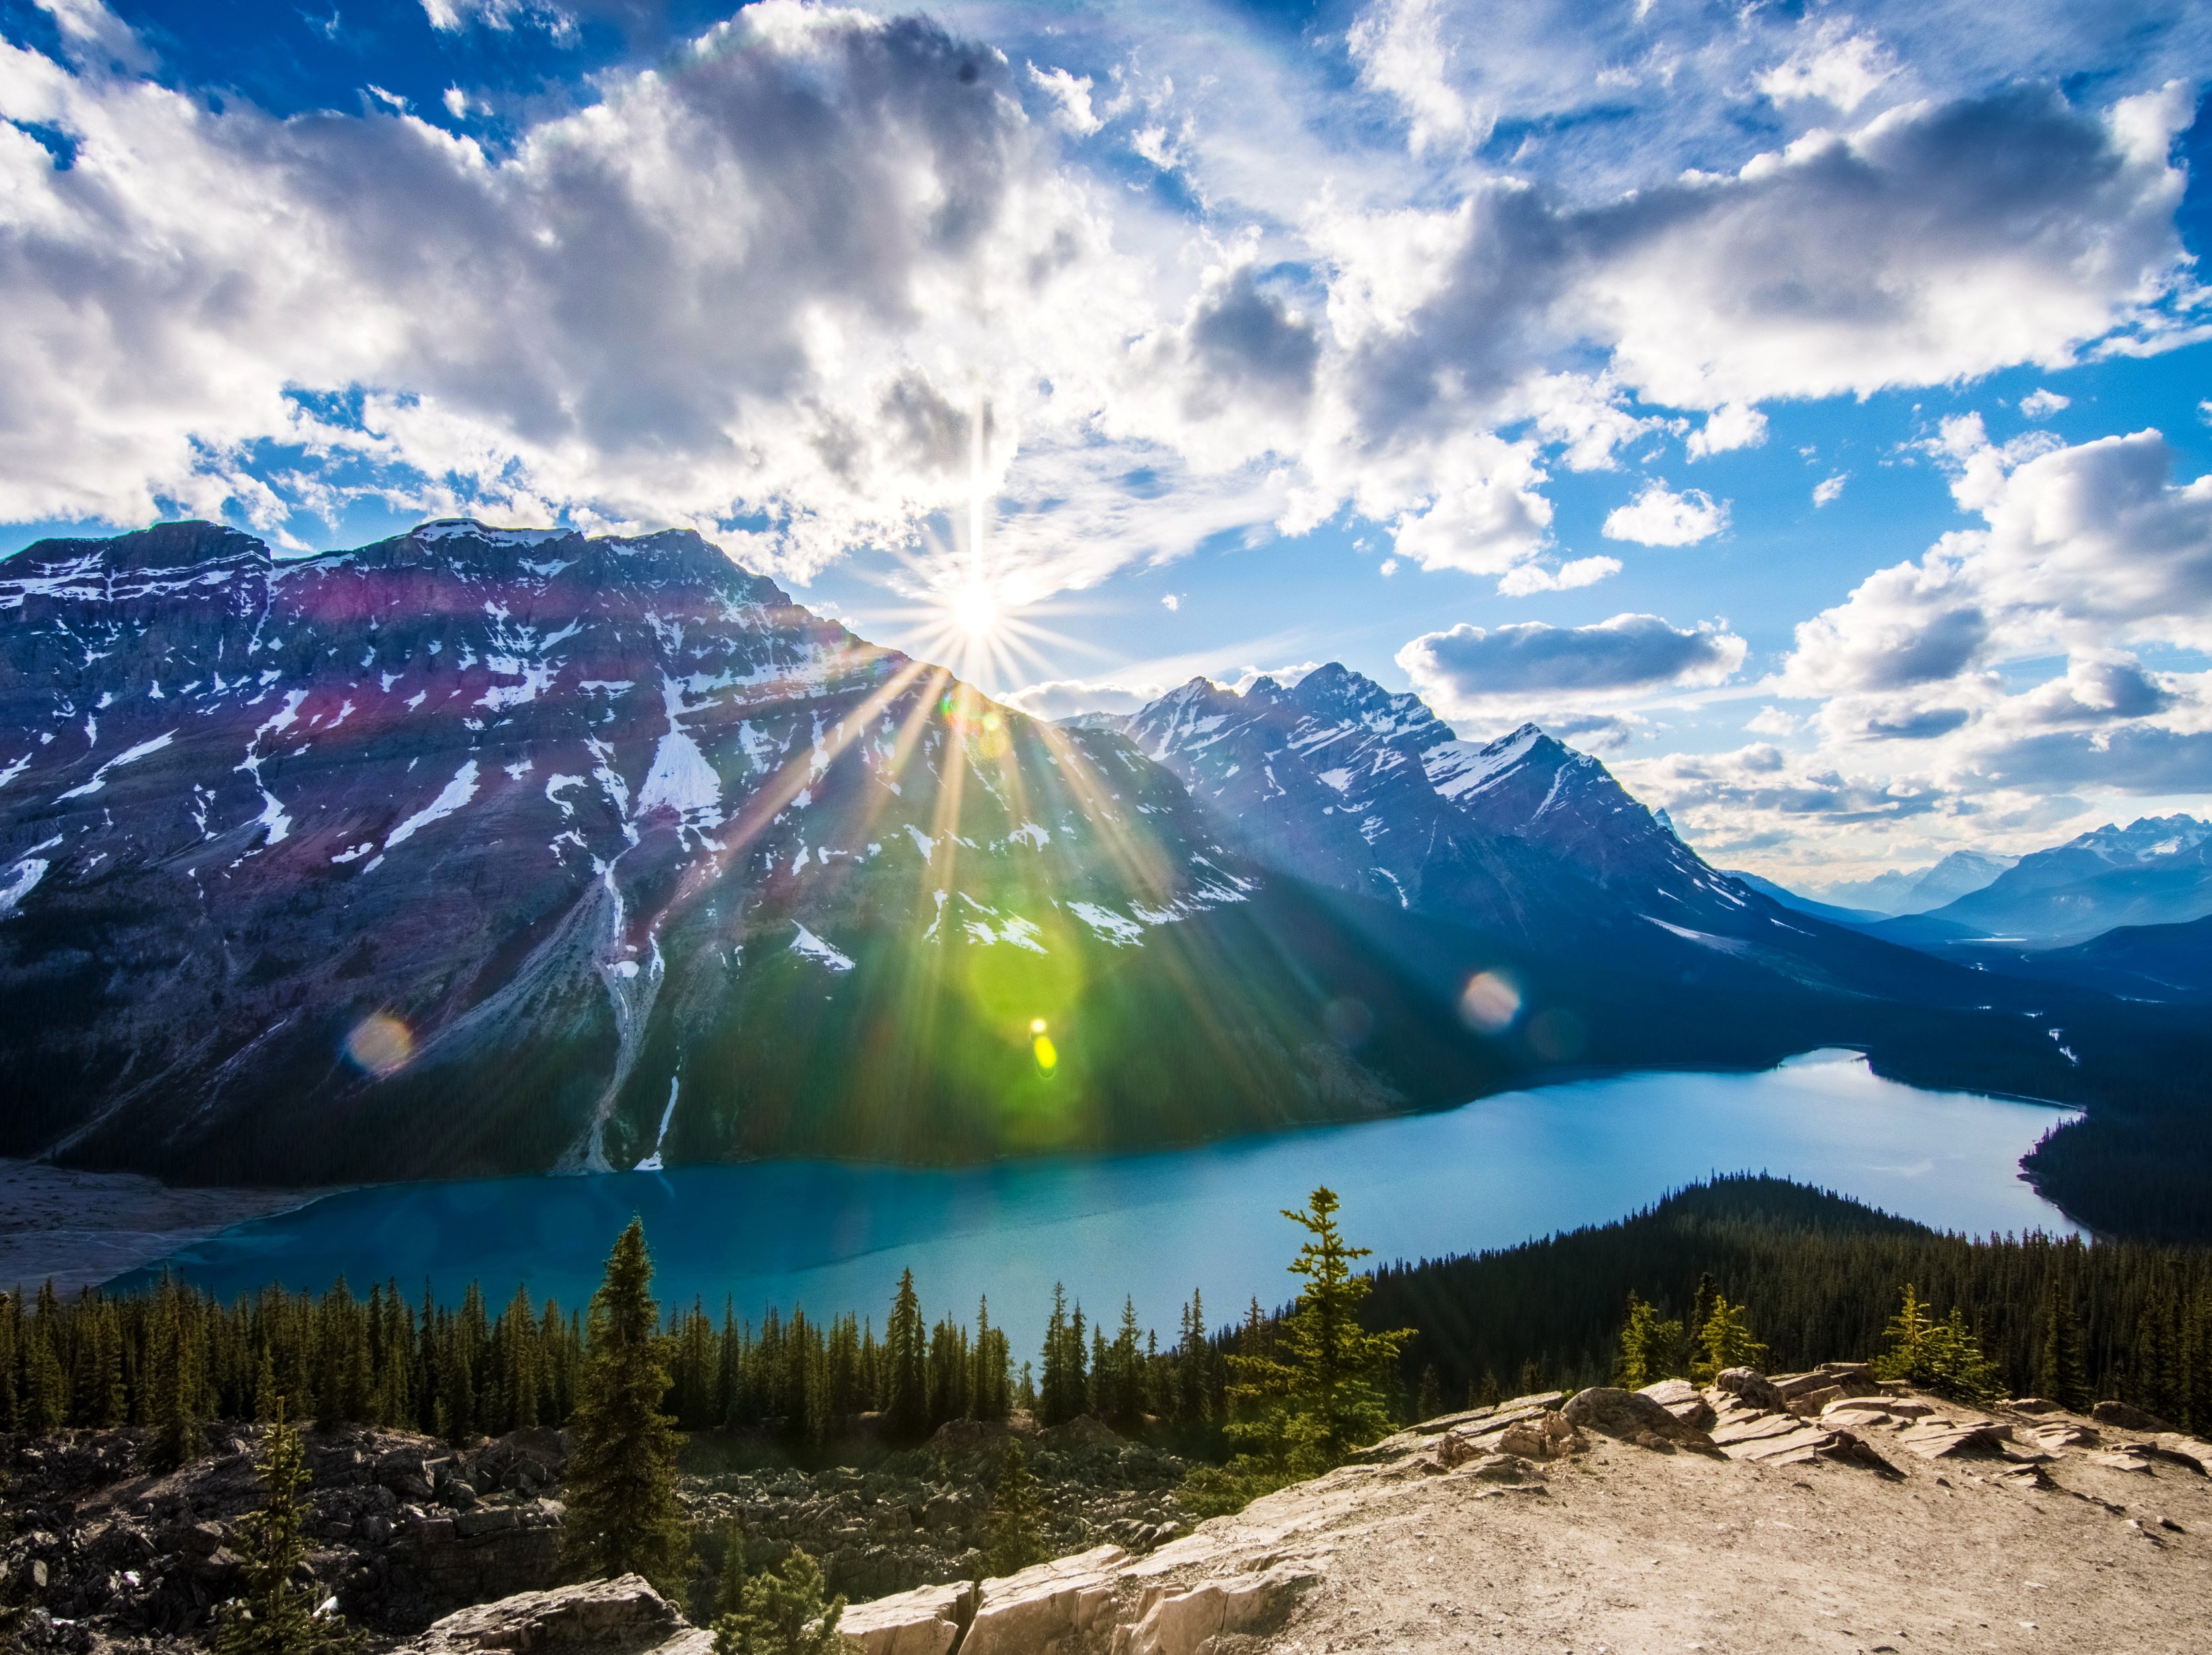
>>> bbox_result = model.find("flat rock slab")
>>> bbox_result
[839,1580,976,1655]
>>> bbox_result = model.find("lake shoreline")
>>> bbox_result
[0,1159,340,1294]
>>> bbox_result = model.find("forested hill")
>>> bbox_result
[1365,1174,2212,1427]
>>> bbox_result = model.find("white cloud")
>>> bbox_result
[999,677,1164,722]
[1814,472,1849,506]
[1684,404,1769,460]
[1160,592,1180,610]
[1602,482,1728,546]
[1027,64,1101,137]
[2019,387,2071,418]
[1497,555,1621,596]
[442,87,469,119]
[1347,0,1487,156]
[1757,25,1899,115]
[1746,706,1802,737]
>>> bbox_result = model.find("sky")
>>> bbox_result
[1,0,2209,888]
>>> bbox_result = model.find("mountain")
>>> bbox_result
[1880,817,2212,947]
[1722,870,1884,926]
[1949,913,2212,1004]
[1816,849,2015,916]
[1119,667,2037,1000]
[1125,667,1747,937]
[0,520,1542,1185]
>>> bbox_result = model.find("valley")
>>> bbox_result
[3,520,2205,1242]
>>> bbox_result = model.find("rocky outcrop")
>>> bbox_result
[1562,1388,1724,1455]
[406,1573,704,1653]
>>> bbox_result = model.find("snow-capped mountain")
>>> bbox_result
[1123,665,1757,947]
[1817,849,2017,916]
[1906,816,2212,944]
[0,522,1528,1184]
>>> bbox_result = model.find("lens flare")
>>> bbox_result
[1030,1017,1048,1033]
[1459,970,1522,1033]
[1033,1033,1058,1073]
[951,582,1001,640]
[344,1012,414,1077]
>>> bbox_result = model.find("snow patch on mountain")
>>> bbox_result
[790,924,856,971]
[385,760,481,849]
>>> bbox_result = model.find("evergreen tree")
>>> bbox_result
[882,1270,928,1443]
[1874,1285,1996,1402]
[985,1441,1046,1578]
[152,1284,205,1470]
[710,1546,845,1655]
[2037,1266,2091,1410]
[1612,1293,1684,1388]
[214,1401,362,1655]
[1188,1189,1410,1514]
[561,1219,692,1595]
[1414,1366,1442,1423]
[1690,1296,1768,1383]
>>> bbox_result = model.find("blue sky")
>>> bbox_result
[3,0,2210,886]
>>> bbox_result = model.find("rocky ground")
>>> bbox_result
[0,1413,1193,1651]
[334,1368,2209,1655]
[0,1161,329,1294]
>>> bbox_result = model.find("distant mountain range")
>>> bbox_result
[1,522,2201,1221]
[1813,850,2017,916]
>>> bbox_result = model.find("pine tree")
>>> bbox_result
[710,1546,845,1655]
[882,1270,928,1443]
[985,1441,1046,1578]
[1414,1366,1442,1423]
[2037,1268,2091,1411]
[214,1401,361,1654]
[1612,1293,1684,1388]
[561,1219,692,1595]
[1231,1189,1410,1471]
[152,1284,205,1470]
[1690,1296,1768,1383]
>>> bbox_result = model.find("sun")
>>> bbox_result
[950,581,1002,641]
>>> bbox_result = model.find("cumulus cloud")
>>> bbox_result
[1497,555,1620,596]
[1684,404,1769,460]
[1814,473,1849,506]
[1348,0,1487,156]
[2020,387,2072,418]
[1757,24,1899,115]
[1602,481,1728,546]
[1397,614,1747,729]
[0,3,1136,577]
[1027,64,1101,136]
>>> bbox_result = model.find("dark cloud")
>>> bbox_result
[1398,612,1744,698]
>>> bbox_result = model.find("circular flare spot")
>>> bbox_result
[1030,1017,1048,1033]
[1032,1033,1058,1073]
[344,1012,414,1078]
[1458,971,1522,1034]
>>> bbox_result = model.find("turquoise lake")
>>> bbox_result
[120,1052,2078,1341]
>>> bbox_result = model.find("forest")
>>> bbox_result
[4,1175,2210,1462]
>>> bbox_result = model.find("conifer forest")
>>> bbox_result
[7,1177,2211,1456]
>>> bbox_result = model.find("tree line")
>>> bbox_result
[0,1264,1236,1460]
[1367,1174,2212,1429]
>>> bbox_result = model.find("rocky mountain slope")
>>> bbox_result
[0,522,1518,1185]
[1877,817,2212,947]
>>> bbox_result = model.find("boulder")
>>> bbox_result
[838,1580,976,1655]
[403,1573,697,1652]
[1712,1368,1787,1412]
[960,1545,1127,1655]
[2007,1397,2064,1415]
[1561,1388,1722,1455]
[1638,1379,1716,1431]
[1495,1413,1587,1461]
[1896,1419,2009,1460]
[2092,1399,2176,1434]
[1116,1562,1318,1655]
